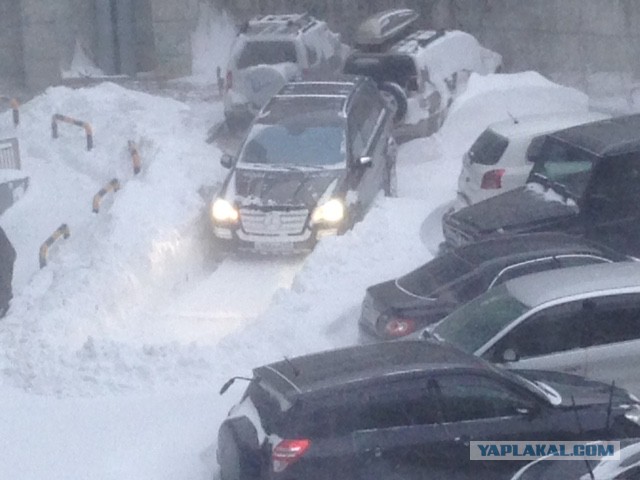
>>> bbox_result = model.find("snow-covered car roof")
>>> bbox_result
[488,111,610,140]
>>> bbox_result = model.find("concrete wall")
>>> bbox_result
[0,1,25,85]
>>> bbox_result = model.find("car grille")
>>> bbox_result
[239,208,309,236]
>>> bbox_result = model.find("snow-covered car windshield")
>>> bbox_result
[238,114,346,168]
[431,284,529,353]
[528,137,596,199]
[397,253,472,297]
[236,40,298,69]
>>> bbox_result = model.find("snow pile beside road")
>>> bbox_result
[0,82,223,395]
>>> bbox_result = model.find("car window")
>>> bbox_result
[290,382,441,436]
[236,41,298,69]
[304,44,318,66]
[431,284,530,354]
[580,294,640,347]
[397,253,473,297]
[491,258,560,287]
[490,302,585,360]
[238,113,346,167]
[588,154,640,216]
[467,129,509,166]
[525,135,547,163]
[556,254,611,268]
[528,136,597,198]
[435,374,534,422]
[348,97,378,159]
[343,54,418,91]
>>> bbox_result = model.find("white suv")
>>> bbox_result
[455,111,610,208]
[223,13,344,128]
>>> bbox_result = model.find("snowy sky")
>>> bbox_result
[0,7,638,480]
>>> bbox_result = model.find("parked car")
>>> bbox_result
[442,114,640,256]
[223,13,345,128]
[455,111,609,208]
[343,9,502,140]
[422,261,640,395]
[210,77,397,254]
[511,438,640,479]
[359,232,630,340]
[217,340,640,480]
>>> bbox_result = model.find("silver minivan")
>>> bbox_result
[423,261,640,395]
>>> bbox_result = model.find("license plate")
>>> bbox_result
[254,241,294,253]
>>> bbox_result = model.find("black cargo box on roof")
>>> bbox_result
[354,9,419,50]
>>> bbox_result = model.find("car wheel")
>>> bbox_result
[384,160,398,197]
[379,82,408,123]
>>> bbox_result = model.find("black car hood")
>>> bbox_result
[233,167,343,207]
[516,369,634,408]
[451,186,579,234]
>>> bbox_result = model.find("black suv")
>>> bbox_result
[209,77,396,254]
[217,341,640,480]
[442,114,640,256]
[359,233,629,340]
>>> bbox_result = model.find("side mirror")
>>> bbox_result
[221,153,234,169]
[355,156,373,168]
[502,348,520,363]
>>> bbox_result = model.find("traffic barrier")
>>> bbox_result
[39,224,70,268]
[51,114,93,151]
[128,140,141,174]
[0,96,19,127]
[92,178,120,213]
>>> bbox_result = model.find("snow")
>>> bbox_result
[62,40,106,79]
[0,51,635,480]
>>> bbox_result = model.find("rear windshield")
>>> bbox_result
[397,254,472,297]
[344,54,419,91]
[431,284,529,353]
[236,41,298,69]
[468,129,509,166]
[239,112,346,168]
[527,137,597,199]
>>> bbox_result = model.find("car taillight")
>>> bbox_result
[272,439,311,473]
[226,70,233,90]
[383,318,417,338]
[481,169,505,189]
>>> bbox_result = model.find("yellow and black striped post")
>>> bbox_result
[51,114,93,151]
[92,178,120,213]
[39,224,70,268]
[128,140,141,174]
[0,96,19,127]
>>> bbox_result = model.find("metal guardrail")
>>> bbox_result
[0,96,19,127]
[92,178,120,213]
[128,140,141,174]
[39,224,70,268]
[51,114,93,151]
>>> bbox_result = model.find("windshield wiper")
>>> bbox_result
[529,171,550,188]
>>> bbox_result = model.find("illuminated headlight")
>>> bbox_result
[311,199,345,224]
[625,405,640,425]
[211,198,239,223]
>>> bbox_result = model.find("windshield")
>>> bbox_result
[343,54,419,91]
[236,40,298,69]
[527,137,597,199]
[397,254,472,297]
[467,129,509,166]
[239,114,346,168]
[431,284,530,353]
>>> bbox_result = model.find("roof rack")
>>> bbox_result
[239,12,316,36]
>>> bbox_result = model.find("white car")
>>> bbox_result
[423,261,640,395]
[223,13,344,128]
[455,111,610,208]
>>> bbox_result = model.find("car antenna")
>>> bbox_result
[284,356,300,377]
[219,376,255,395]
[605,380,615,431]
[506,109,519,124]
[571,394,595,480]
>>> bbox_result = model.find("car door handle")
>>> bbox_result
[454,435,470,447]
